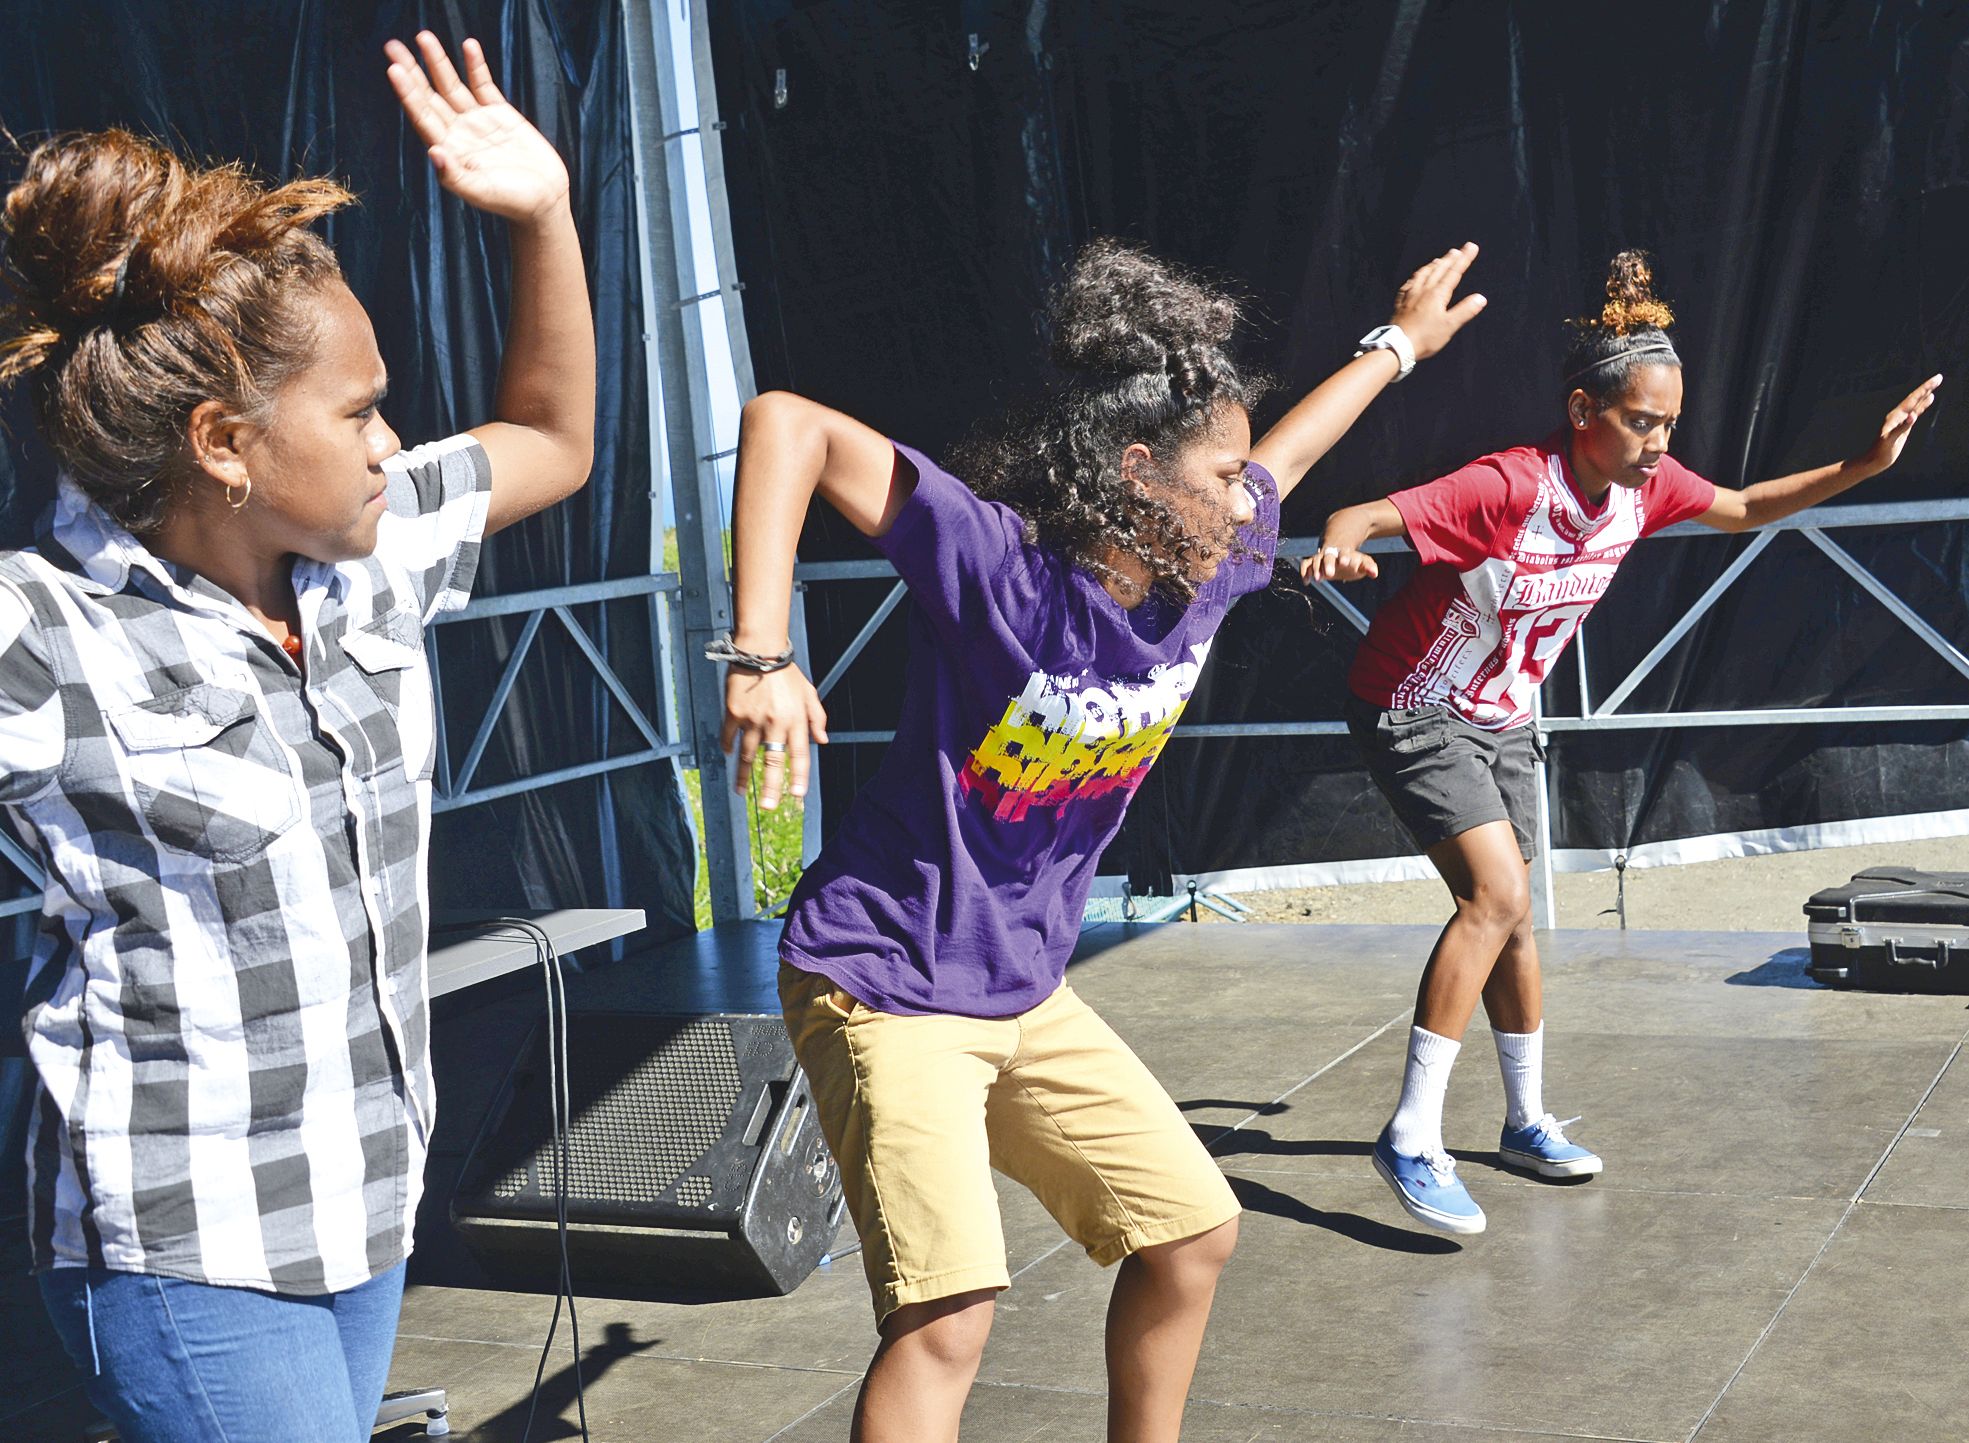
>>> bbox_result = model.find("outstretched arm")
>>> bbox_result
[721,392,903,809]
[1698,374,1942,533]
[1252,243,1488,502]
[386,32,596,536]
[1300,498,1407,583]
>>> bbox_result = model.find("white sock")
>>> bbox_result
[1387,1026,1461,1158]
[1493,1023,1545,1130]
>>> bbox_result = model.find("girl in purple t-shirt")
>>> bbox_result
[719,239,1483,1442]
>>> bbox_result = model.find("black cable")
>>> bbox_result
[505,918,588,1443]
[437,918,589,1443]
[545,925,589,1443]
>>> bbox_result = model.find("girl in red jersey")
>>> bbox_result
[1309,252,1940,1234]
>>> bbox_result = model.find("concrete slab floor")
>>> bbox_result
[6,922,1965,1441]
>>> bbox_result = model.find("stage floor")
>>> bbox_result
[388,920,1968,1443]
[10,920,1968,1440]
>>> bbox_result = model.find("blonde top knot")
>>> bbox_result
[1561,249,1682,400]
[1590,250,1675,336]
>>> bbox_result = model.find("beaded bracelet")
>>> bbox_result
[704,632,797,674]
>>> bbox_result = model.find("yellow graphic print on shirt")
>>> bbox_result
[959,642,1213,821]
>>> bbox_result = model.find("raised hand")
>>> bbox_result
[1389,242,1487,361]
[1858,374,1943,476]
[385,32,569,223]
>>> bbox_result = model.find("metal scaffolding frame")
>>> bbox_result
[624,0,763,922]
[790,498,1969,927]
[0,572,693,923]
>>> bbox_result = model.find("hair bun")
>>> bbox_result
[1588,249,1674,336]
[0,130,352,383]
[0,129,355,535]
[1049,238,1240,376]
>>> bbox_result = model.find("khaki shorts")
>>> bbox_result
[779,962,1240,1327]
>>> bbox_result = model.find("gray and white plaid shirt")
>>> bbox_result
[3,434,490,1294]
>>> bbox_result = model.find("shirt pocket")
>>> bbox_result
[105,683,303,864]
[335,608,433,782]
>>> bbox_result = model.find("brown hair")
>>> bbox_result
[1561,249,1681,401]
[0,129,356,533]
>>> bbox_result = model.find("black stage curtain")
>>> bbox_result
[710,1,1969,882]
[0,0,697,937]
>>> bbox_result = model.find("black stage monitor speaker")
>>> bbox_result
[451,1011,844,1298]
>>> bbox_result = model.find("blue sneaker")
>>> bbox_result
[1498,1114,1603,1178]
[1372,1127,1486,1234]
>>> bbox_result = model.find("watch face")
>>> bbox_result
[1357,326,1413,376]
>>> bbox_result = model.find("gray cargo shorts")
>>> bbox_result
[1344,694,1540,861]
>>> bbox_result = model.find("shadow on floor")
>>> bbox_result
[1726,947,1825,989]
[1066,921,1161,971]
[1200,1127,1371,1160]
[1225,1174,1461,1255]
[1177,1097,1291,1118]
[425,1320,665,1443]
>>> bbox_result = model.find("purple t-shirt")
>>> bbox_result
[779,443,1281,1018]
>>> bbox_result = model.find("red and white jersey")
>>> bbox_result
[1348,433,1717,731]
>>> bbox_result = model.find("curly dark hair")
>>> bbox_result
[1561,249,1682,406]
[952,239,1267,606]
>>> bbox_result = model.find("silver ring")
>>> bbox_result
[1322,545,1340,555]
[760,741,788,754]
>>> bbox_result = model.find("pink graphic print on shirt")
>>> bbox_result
[960,642,1212,821]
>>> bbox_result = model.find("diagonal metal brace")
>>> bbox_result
[1596,529,1776,715]
[1801,529,1969,684]
[552,606,668,752]
[1309,578,1372,635]
[0,826,45,889]
[450,610,546,798]
[818,580,908,701]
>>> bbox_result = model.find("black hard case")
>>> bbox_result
[1803,867,1969,993]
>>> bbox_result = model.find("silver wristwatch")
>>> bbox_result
[1355,324,1416,381]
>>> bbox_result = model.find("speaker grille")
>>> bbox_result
[488,1017,743,1205]
[676,1176,713,1208]
[451,1010,845,1296]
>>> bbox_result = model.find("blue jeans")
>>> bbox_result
[39,1262,407,1443]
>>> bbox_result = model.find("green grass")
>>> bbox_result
[682,761,811,930]
[667,528,811,928]
[660,526,732,578]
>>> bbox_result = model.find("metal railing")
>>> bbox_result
[7,502,1961,928]
[0,574,690,921]
[791,497,1969,923]
[428,573,690,813]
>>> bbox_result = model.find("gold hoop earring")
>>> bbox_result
[226,475,252,511]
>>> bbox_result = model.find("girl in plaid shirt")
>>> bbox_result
[0,32,593,1443]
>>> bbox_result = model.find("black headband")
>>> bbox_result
[1565,339,1678,388]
